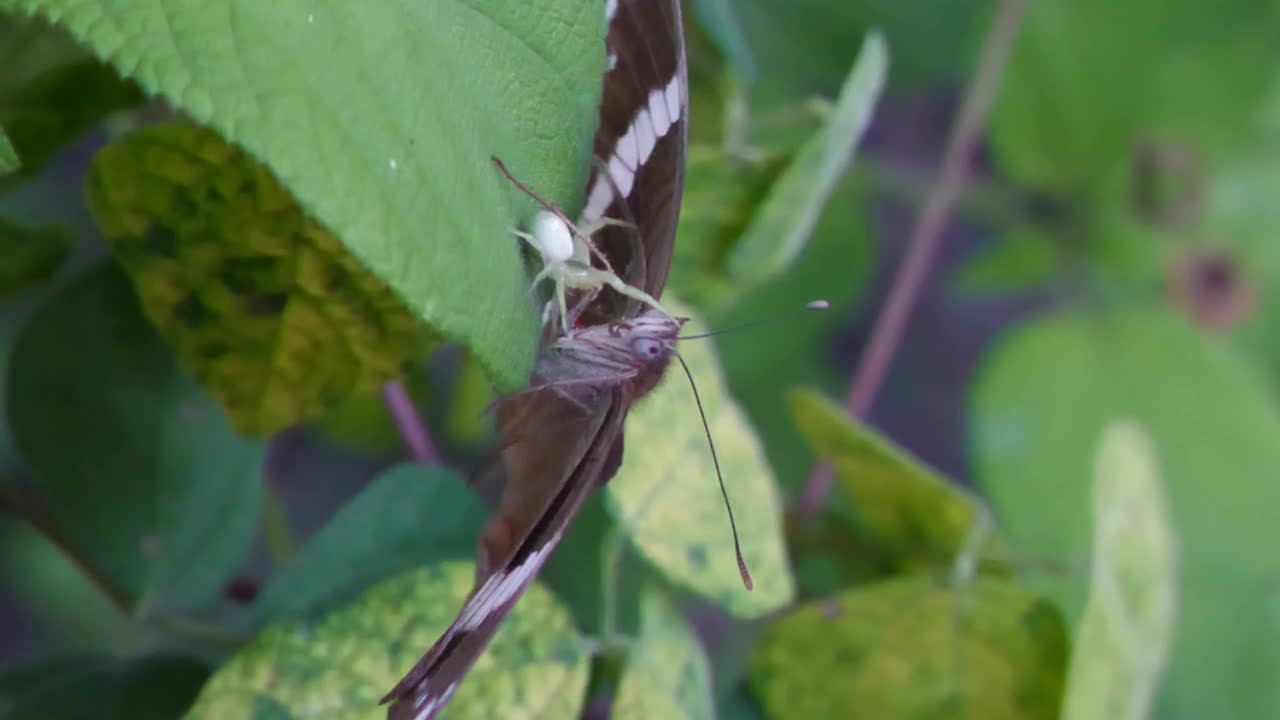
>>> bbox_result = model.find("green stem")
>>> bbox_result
[599,527,627,644]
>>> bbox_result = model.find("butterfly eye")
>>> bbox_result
[632,337,666,359]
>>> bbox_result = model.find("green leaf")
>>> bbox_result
[949,225,1062,296]
[726,31,886,289]
[709,178,874,488]
[0,514,125,653]
[972,308,1280,717]
[670,144,790,307]
[186,562,590,720]
[606,298,794,618]
[1062,420,1176,720]
[613,590,715,720]
[690,0,757,83]
[0,214,73,299]
[0,11,142,189]
[0,125,17,175]
[0,653,209,720]
[790,388,1010,574]
[6,261,264,610]
[989,0,1274,194]
[8,0,609,389]
[251,464,487,624]
[750,575,1067,719]
[85,122,427,436]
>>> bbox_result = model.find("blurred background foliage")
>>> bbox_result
[2,0,1278,718]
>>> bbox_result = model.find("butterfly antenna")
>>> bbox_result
[673,350,753,591]
[680,300,829,340]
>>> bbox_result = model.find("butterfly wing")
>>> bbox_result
[380,0,688,716]
[381,388,614,720]
[581,0,688,313]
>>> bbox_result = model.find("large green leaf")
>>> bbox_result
[1062,420,1176,720]
[606,298,794,618]
[6,261,264,610]
[86,122,424,436]
[750,576,1067,719]
[0,653,209,720]
[791,388,1010,574]
[613,589,715,720]
[989,0,1274,194]
[0,11,142,189]
[4,0,608,389]
[251,463,487,624]
[0,214,73,299]
[971,308,1280,717]
[186,562,589,720]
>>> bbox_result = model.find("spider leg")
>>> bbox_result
[589,268,672,317]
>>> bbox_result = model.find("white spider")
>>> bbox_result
[511,209,670,334]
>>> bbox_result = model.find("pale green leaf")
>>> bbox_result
[790,388,1010,574]
[5,0,608,389]
[186,562,589,720]
[251,464,487,624]
[727,31,886,287]
[613,590,715,720]
[606,298,794,618]
[1062,420,1177,720]
[972,308,1280,717]
[750,576,1068,719]
[6,262,264,609]
[85,122,425,436]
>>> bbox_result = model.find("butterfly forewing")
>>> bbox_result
[381,1,688,718]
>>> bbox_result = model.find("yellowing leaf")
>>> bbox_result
[185,562,589,720]
[750,576,1068,720]
[606,298,794,618]
[1062,419,1177,720]
[791,388,1011,573]
[613,590,714,720]
[86,123,424,436]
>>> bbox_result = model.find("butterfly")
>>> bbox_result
[380,1,691,718]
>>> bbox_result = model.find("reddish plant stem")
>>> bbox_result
[796,0,1028,514]
[383,380,439,464]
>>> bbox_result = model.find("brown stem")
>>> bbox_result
[796,0,1029,514]
[383,380,439,464]
[0,478,134,615]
